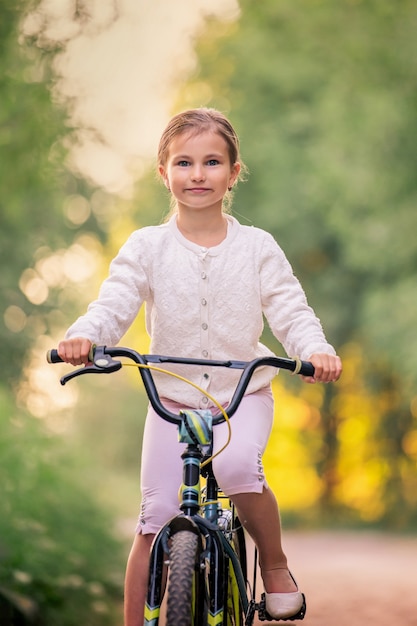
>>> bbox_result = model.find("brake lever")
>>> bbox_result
[60,346,122,385]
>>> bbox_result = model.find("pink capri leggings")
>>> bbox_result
[136,386,274,535]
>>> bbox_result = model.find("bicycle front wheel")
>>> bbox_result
[225,544,246,626]
[166,530,206,626]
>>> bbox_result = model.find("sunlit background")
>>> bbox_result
[1,1,417,624]
[22,0,239,193]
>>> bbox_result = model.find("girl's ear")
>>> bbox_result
[159,165,170,191]
[229,162,241,189]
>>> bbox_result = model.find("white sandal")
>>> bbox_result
[264,570,305,620]
[265,590,304,619]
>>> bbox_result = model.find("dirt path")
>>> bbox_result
[256,531,417,626]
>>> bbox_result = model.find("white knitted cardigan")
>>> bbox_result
[66,215,336,407]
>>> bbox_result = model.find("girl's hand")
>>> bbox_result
[302,353,342,384]
[58,337,93,366]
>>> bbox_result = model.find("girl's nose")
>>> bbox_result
[191,165,205,181]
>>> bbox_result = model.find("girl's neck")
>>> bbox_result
[176,209,228,247]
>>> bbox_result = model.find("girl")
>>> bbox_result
[58,108,342,625]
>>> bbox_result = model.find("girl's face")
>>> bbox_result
[159,130,240,214]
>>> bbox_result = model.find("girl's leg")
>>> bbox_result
[212,388,303,616]
[124,533,155,626]
[231,488,297,593]
[136,402,184,533]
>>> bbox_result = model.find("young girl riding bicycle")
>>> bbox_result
[58,108,342,625]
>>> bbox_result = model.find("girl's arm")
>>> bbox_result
[260,234,342,382]
[64,231,150,350]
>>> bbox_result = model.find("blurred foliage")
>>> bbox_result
[0,0,108,385]
[266,345,417,529]
[0,3,130,623]
[0,388,125,625]
[63,371,150,517]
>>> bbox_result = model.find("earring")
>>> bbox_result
[228,186,233,192]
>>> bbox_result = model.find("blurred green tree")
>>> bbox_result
[0,0,105,385]
[0,388,124,625]
[0,5,127,623]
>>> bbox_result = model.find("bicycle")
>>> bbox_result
[47,345,313,625]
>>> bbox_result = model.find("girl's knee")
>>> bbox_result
[213,455,262,495]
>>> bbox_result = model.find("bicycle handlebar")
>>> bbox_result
[47,346,315,426]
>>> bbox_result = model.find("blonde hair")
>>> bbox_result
[158,108,246,213]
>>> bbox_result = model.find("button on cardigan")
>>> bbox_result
[66,215,336,407]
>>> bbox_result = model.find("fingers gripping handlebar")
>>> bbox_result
[46,346,122,382]
[46,346,315,425]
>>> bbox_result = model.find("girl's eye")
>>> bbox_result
[207,159,219,166]
[178,160,190,167]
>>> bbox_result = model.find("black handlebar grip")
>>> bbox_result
[299,361,315,377]
[46,349,63,363]
[46,345,96,364]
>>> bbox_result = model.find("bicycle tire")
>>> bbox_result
[226,549,246,626]
[165,530,205,626]
[224,516,247,626]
